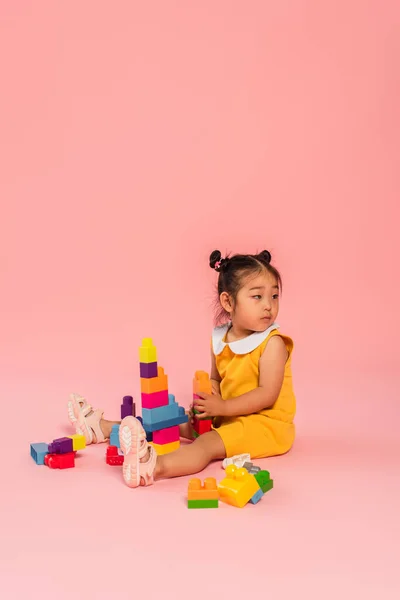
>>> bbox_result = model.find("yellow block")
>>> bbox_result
[150,440,180,455]
[188,477,219,500]
[140,366,168,394]
[193,371,212,395]
[139,338,157,364]
[67,434,86,451]
[218,465,260,508]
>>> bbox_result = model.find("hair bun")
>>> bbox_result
[209,250,222,269]
[257,250,272,264]
[209,250,229,272]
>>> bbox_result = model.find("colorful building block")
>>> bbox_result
[140,362,158,378]
[48,437,73,454]
[243,462,261,475]
[141,390,169,409]
[67,434,86,451]
[140,367,168,395]
[249,488,264,505]
[143,413,188,434]
[188,499,219,509]
[254,470,274,494]
[218,465,260,508]
[150,440,180,455]
[152,425,180,445]
[188,477,219,501]
[193,414,213,436]
[110,424,120,448]
[30,443,49,465]
[142,394,181,426]
[45,452,75,469]
[121,395,136,420]
[106,446,124,466]
[139,338,157,363]
[193,371,212,395]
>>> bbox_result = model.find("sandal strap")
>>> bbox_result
[139,446,157,486]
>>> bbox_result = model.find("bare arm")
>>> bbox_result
[223,336,288,418]
[210,347,221,395]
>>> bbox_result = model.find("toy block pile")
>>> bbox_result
[192,371,213,437]
[187,477,219,508]
[30,434,86,469]
[217,463,274,508]
[140,338,188,455]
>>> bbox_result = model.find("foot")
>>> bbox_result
[68,393,107,445]
[119,416,157,488]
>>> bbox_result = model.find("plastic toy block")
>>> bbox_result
[254,470,274,494]
[142,394,181,425]
[218,465,260,508]
[152,425,180,445]
[30,443,49,465]
[121,395,136,420]
[106,446,124,466]
[140,367,168,395]
[110,424,120,448]
[139,338,157,364]
[45,452,75,469]
[193,371,212,395]
[243,462,261,475]
[48,437,73,454]
[143,413,188,434]
[193,417,212,436]
[188,499,219,509]
[150,440,180,455]
[67,434,86,451]
[140,362,158,378]
[249,488,264,505]
[188,477,219,501]
[141,390,169,409]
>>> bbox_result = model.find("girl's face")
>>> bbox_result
[221,270,280,333]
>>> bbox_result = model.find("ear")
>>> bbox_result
[220,291,233,314]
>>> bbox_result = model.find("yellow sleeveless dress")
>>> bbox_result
[212,323,296,459]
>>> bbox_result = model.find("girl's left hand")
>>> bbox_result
[194,391,226,419]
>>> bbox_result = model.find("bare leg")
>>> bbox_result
[154,431,226,480]
[97,418,120,442]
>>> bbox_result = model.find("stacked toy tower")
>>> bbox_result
[140,338,188,455]
[192,371,213,437]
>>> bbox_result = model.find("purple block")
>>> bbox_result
[48,437,73,454]
[140,362,158,378]
[121,395,136,419]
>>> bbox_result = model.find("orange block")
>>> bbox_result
[193,371,212,396]
[140,366,168,395]
[187,477,219,500]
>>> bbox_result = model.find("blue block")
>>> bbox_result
[110,424,120,448]
[143,412,188,433]
[142,395,182,426]
[30,443,49,465]
[249,488,264,505]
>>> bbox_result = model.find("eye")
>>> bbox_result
[252,295,262,300]
[272,294,279,300]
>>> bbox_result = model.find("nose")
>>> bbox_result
[264,298,271,312]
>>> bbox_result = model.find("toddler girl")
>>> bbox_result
[68,249,296,487]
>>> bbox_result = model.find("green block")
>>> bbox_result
[187,499,219,509]
[255,470,273,493]
[192,430,199,438]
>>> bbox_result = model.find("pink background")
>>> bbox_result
[1,2,399,599]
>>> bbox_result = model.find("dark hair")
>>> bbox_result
[209,249,282,324]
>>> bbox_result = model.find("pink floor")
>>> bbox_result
[2,376,399,599]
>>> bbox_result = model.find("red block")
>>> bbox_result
[45,452,75,469]
[106,446,124,466]
[194,418,212,436]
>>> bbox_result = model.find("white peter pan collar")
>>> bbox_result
[212,322,280,355]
